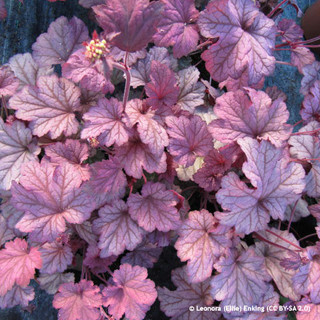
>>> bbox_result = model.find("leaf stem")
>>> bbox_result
[265,229,302,250]
[299,233,318,242]
[291,128,320,135]
[287,199,299,231]
[267,0,289,18]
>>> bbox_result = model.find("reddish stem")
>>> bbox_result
[265,229,302,250]
[93,272,109,285]
[299,233,318,243]
[253,232,301,252]
[276,60,294,66]
[142,173,147,184]
[287,199,299,231]
[294,35,320,45]
[293,119,303,127]
[291,128,320,136]
[113,60,131,111]
[267,0,289,18]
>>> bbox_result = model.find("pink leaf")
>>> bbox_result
[216,138,305,234]
[208,88,292,147]
[115,130,167,179]
[102,264,157,320]
[127,182,180,232]
[291,46,315,74]
[297,299,320,320]
[145,61,179,108]
[211,248,270,315]
[39,241,73,274]
[38,272,75,295]
[62,49,114,94]
[9,53,54,89]
[198,0,276,86]
[0,66,19,96]
[121,239,162,269]
[130,46,177,88]
[166,115,212,167]
[158,266,220,320]
[86,157,127,198]
[9,75,81,139]
[153,0,199,58]
[93,0,163,52]
[125,99,169,154]
[254,228,301,301]
[289,121,320,197]
[176,66,205,112]
[32,16,89,67]
[0,238,42,296]
[53,280,102,320]
[0,285,34,309]
[300,61,320,95]
[45,139,90,181]
[175,209,231,283]
[81,97,129,147]
[293,244,320,304]
[0,119,40,190]
[12,162,94,242]
[301,80,320,123]
[93,200,144,258]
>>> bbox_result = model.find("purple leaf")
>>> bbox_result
[93,200,144,258]
[254,228,301,301]
[127,182,180,232]
[12,162,94,242]
[86,157,127,198]
[300,61,320,95]
[110,46,146,66]
[153,0,199,58]
[211,248,270,316]
[115,130,167,179]
[125,99,169,154]
[39,241,73,274]
[216,138,305,234]
[0,214,15,247]
[145,61,179,108]
[0,285,34,309]
[208,88,292,147]
[293,244,320,304]
[0,66,19,96]
[158,266,220,320]
[9,75,81,139]
[93,0,163,52]
[38,272,75,295]
[102,264,157,320]
[45,139,90,181]
[198,0,276,86]
[53,280,102,320]
[62,48,114,94]
[0,238,42,296]
[32,16,89,67]
[289,121,320,198]
[9,53,54,89]
[130,46,177,88]
[0,0,6,20]
[81,97,129,147]
[176,66,205,112]
[277,19,303,42]
[121,239,162,269]
[166,115,212,167]
[0,118,40,190]
[175,209,231,283]
[83,244,116,274]
[301,80,320,123]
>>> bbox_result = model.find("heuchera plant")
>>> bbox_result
[1,0,320,319]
